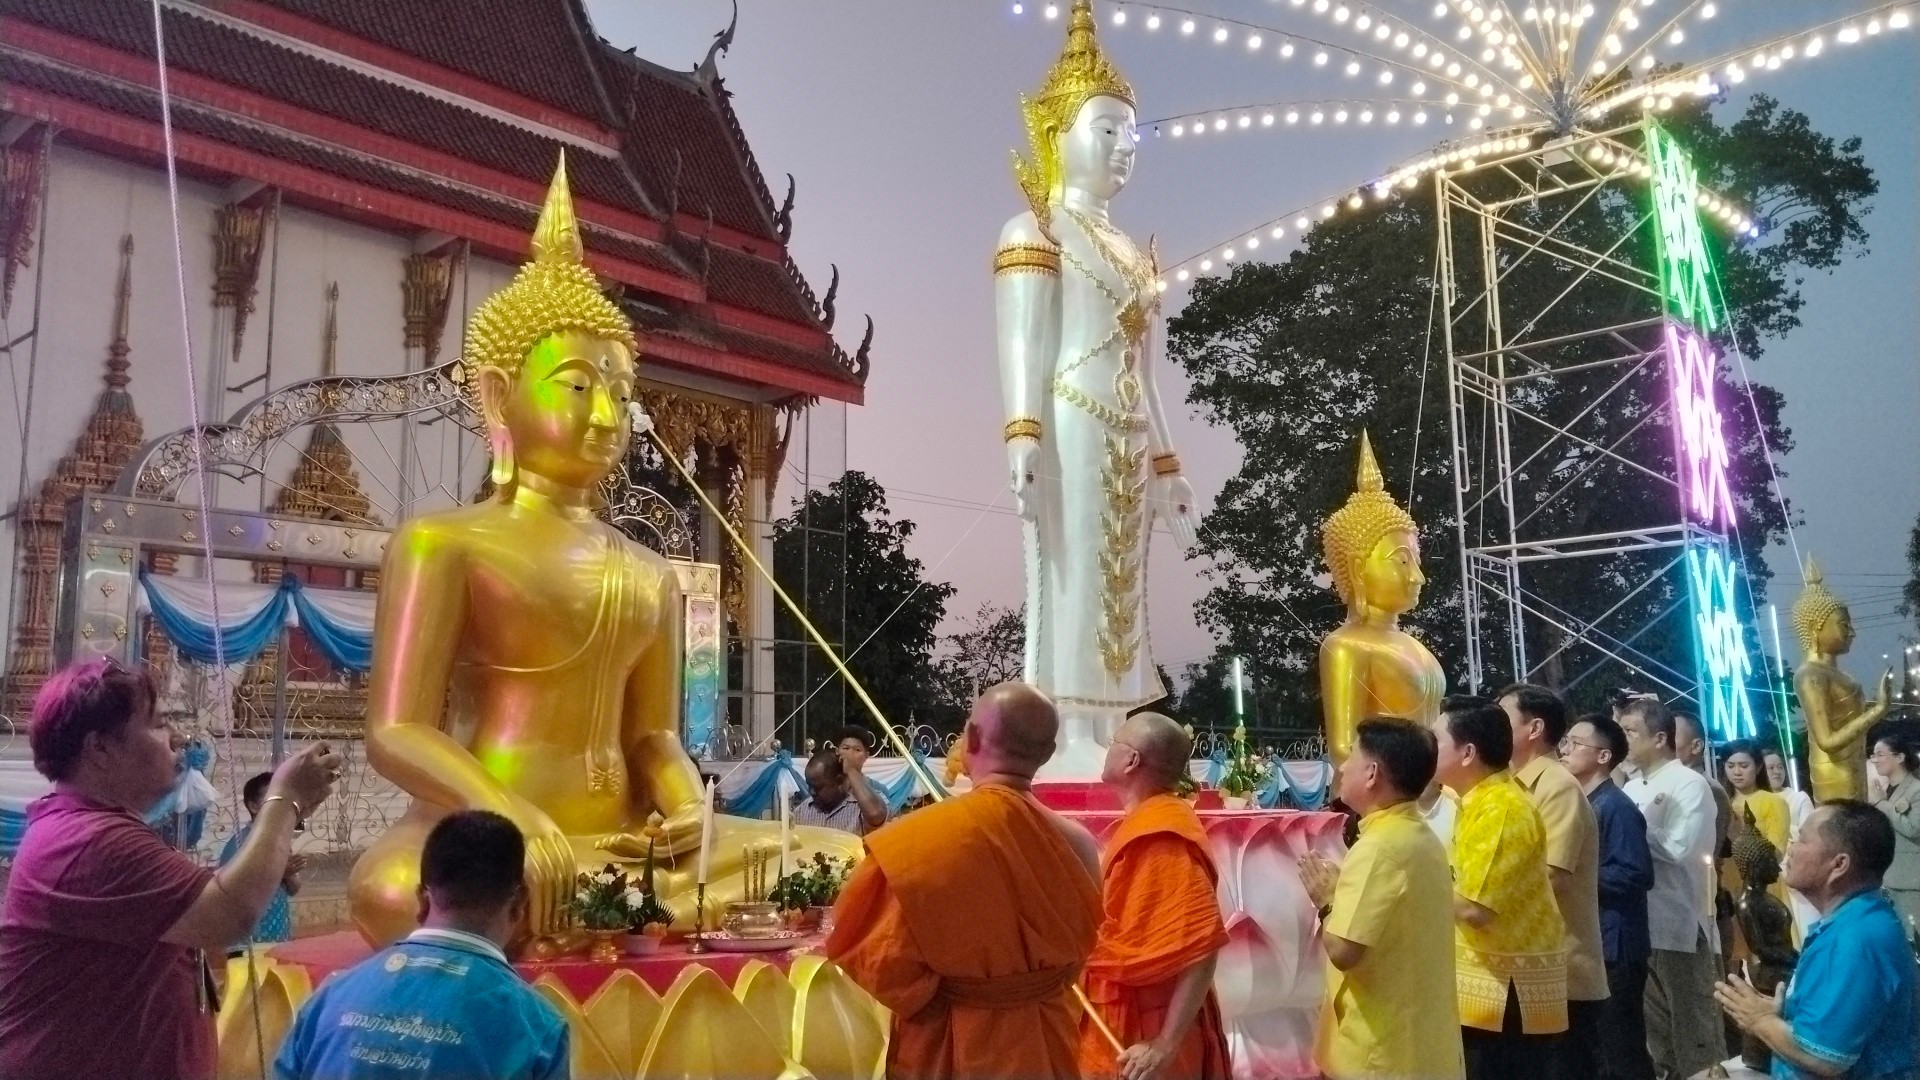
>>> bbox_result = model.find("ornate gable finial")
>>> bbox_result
[775,173,796,243]
[1012,0,1136,229]
[697,0,739,84]
[320,282,339,378]
[105,235,134,394]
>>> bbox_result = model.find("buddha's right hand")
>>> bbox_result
[502,799,576,937]
[1007,438,1040,520]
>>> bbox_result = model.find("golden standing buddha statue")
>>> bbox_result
[1791,556,1893,803]
[1317,432,1446,767]
[347,157,858,950]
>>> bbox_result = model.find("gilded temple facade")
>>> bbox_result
[0,0,867,744]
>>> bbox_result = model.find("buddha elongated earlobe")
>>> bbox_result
[490,428,515,488]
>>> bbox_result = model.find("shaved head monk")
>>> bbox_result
[826,681,1102,1080]
[1080,712,1232,1080]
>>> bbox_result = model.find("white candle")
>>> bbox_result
[779,778,791,883]
[696,778,715,885]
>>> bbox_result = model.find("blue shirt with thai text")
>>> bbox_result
[273,928,568,1080]
[1772,889,1917,1080]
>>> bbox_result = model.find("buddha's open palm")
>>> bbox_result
[595,804,705,861]
[1154,473,1199,551]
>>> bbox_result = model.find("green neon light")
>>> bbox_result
[1647,124,1723,331]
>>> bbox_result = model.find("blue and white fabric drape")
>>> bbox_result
[138,570,376,671]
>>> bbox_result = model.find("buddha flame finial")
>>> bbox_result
[457,153,635,416]
[530,149,584,266]
[1013,0,1136,230]
[1355,429,1385,494]
[1791,554,1845,652]
[1321,430,1417,605]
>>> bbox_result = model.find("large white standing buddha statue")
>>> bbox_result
[995,0,1198,778]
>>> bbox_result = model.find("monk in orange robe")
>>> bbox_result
[1079,712,1233,1080]
[827,682,1102,1080]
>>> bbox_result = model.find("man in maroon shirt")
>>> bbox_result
[0,658,339,1080]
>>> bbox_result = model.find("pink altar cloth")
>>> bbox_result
[1055,795,1346,1080]
[269,931,817,1005]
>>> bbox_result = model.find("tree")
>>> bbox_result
[772,471,955,747]
[1168,95,1876,715]
[928,603,1025,732]
[1903,508,1920,634]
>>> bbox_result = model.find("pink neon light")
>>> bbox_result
[1666,323,1736,528]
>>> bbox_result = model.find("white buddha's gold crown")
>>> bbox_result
[1012,0,1136,230]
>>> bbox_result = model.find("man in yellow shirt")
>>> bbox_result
[1500,682,1608,1076]
[1301,717,1464,1080]
[1433,695,1569,1079]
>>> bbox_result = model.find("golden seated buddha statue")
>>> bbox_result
[1317,432,1446,768]
[347,157,859,951]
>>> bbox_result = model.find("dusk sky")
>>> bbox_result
[592,2,1920,694]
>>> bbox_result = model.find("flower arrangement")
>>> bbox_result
[768,851,855,912]
[1217,726,1267,801]
[571,864,639,932]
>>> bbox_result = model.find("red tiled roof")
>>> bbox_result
[249,0,615,124]
[2,0,866,396]
[5,49,863,398]
[704,245,818,328]
[602,50,777,243]
[13,0,656,223]
[0,49,689,278]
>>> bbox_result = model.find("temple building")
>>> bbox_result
[0,0,866,743]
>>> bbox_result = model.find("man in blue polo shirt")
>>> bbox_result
[274,811,568,1080]
[1716,799,1918,1079]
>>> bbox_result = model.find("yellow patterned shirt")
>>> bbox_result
[1451,771,1569,1034]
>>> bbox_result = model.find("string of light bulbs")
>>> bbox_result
[1014,0,1509,107]
[1009,0,1908,288]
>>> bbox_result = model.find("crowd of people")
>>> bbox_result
[0,658,1916,1080]
[1297,689,1919,1080]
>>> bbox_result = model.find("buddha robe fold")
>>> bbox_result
[1078,794,1232,1080]
[827,784,1101,1080]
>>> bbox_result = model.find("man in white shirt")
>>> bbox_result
[1617,698,1726,1080]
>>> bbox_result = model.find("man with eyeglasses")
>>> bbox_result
[1562,713,1656,1080]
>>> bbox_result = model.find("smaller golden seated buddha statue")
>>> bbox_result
[1317,432,1446,767]
[1792,556,1892,803]
[346,156,858,952]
